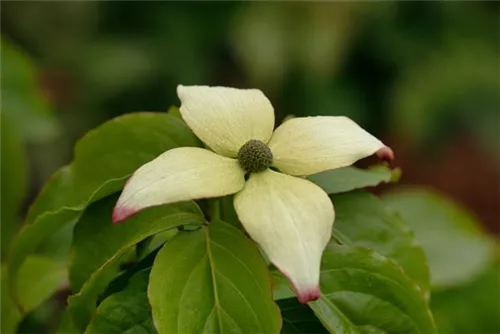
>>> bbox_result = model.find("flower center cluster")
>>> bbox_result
[237,139,273,173]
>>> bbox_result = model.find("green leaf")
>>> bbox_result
[70,195,203,291]
[136,229,179,261]
[17,255,67,313]
[357,325,386,334]
[86,269,156,334]
[1,255,66,333]
[0,207,22,262]
[8,113,200,301]
[382,188,496,289]
[278,298,329,334]
[332,191,430,294]
[167,105,182,118]
[67,195,204,331]
[25,113,200,226]
[430,265,500,334]
[308,165,399,195]
[309,244,436,334]
[102,244,162,301]
[1,266,22,334]
[0,115,28,258]
[272,271,295,301]
[148,219,281,334]
[55,310,78,334]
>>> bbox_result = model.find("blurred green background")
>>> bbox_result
[1,2,499,333]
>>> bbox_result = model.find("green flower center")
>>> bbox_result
[237,139,273,173]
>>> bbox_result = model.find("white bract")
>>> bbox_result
[113,85,392,303]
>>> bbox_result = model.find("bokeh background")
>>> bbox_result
[1,2,499,333]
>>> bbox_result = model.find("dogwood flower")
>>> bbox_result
[112,85,393,303]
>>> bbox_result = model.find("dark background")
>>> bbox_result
[1,3,499,334]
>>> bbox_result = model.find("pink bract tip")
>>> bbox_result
[111,205,136,224]
[297,286,321,304]
[376,146,395,162]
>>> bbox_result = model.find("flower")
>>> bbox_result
[112,85,393,303]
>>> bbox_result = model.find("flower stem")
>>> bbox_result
[209,199,221,222]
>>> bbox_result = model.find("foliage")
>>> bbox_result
[383,188,496,289]
[149,220,281,333]
[2,106,489,333]
[3,108,497,333]
[2,102,496,333]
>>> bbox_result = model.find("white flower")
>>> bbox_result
[112,85,392,303]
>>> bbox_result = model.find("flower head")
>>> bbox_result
[112,85,392,303]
